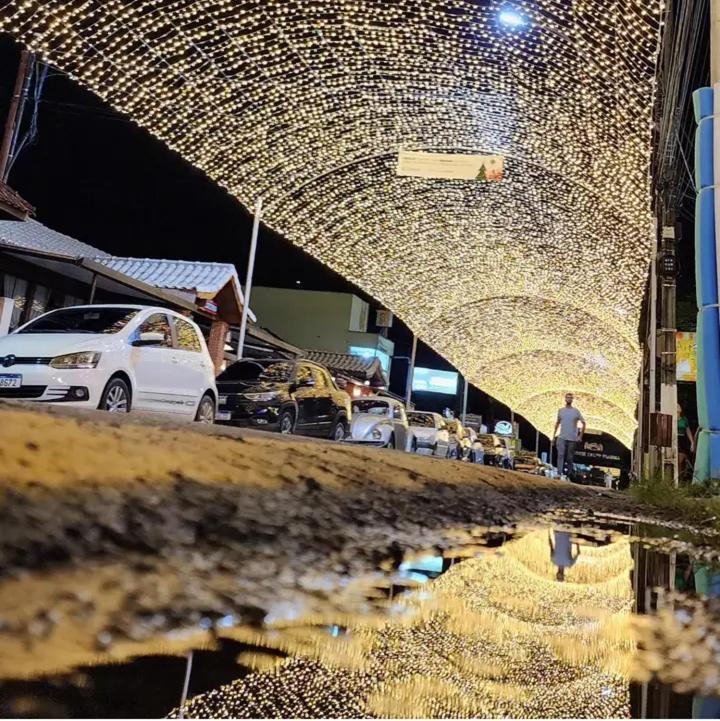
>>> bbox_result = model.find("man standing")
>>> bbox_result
[553,392,585,480]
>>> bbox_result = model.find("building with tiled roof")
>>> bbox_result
[0,182,34,221]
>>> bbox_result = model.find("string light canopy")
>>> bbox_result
[0,0,664,445]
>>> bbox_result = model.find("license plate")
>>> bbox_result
[216,411,232,421]
[0,374,21,388]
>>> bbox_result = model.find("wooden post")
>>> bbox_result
[0,48,30,181]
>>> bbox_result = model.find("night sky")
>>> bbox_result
[4,28,697,452]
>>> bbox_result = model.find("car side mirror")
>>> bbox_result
[132,331,165,347]
[299,377,315,387]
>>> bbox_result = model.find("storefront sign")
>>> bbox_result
[397,150,504,181]
[493,421,513,436]
[573,434,630,469]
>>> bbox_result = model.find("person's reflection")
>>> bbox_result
[548,529,580,582]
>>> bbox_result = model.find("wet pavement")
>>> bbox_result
[0,516,719,718]
[2,404,720,717]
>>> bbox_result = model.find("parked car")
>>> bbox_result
[215,358,351,439]
[407,410,450,457]
[474,433,499,465]
[444,419,472,460]
[346,396,416,451]
[0,304,217,421]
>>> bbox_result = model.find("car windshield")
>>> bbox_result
[407,412,435,428]
[352,400,389,416]
[17,307,138,334]
[218,360,294,383]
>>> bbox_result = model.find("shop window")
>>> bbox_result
[2,274,28,330]
[28,285,50,321]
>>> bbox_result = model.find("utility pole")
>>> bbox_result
[0,47,30,182]
[658,223,678,484]
[237,198,262,360]
[461,376,468,425]
[647,243,659,477]
[404,334,417,409]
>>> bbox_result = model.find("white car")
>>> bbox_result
[0,304,217,422]
[346,396,416,451]
[407,411,450,457]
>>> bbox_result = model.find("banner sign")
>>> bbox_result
[677,331,697,382]
[397,150,504,181]
[572,434,630,469]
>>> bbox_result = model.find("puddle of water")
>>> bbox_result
[1,518,719,718]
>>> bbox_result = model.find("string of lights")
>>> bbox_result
[171,530,634,718]
[0,1,664,444]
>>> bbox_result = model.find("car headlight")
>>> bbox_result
[371,427,383,439]
[50,352,101,369]
[243,392,280,402]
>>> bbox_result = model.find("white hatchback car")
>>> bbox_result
[0,304,217,422]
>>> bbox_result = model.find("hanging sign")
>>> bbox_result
[397,150,504,181]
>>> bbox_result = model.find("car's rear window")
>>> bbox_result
[407,412,435,428]
[218,360,294,383]
[352,400,390,415]
[17,307,138,334]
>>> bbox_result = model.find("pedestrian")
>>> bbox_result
[677,403,695,482]
[553,392,586,481]
[549,529,580,582]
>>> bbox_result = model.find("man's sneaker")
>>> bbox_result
[560,474,569,481]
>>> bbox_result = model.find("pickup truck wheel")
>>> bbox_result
[279,410,294,435]
[329,418,347,441]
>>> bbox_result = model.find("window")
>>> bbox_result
[311,367,327,389]
[28,285,50,321]
[217,360,293,383]
[173,317,202,352]
[137,313,172,347]
[2,274,28,331]
[392,404,405,421]
[18,307,139,334]
[407,412,435,428]
[352,399,389,416]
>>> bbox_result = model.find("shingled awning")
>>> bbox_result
[303,350,387,387]
[0,182,34,221]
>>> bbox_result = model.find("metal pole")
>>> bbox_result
[405,334,417,408]
[177,650,194,719]
[0,48,30,182]
[237,198,262,360]
[461,376,468,425]
[87,273,97,303]
[535,428,539,455]
[648,245,658,476]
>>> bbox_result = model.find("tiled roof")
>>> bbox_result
[0,217,109,257]
[0,182,34,218]
[304,350,386,384]
[95,257,242,298]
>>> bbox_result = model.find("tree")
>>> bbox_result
[476,164,487,181]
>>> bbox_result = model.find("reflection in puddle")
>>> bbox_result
[1,521,719,718]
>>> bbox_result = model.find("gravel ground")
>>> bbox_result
[0,401,680,679]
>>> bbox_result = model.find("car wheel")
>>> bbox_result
[195,393,215,424]
[98,377,130,413]
[278,410,295,435]
[329,417,347,441]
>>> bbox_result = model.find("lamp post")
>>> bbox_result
[236,197,262,360]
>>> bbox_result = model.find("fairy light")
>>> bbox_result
[0,1,663,445]
[171,531,634,718]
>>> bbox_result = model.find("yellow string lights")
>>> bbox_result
[171,530,635,718]
[0,1,663,446]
